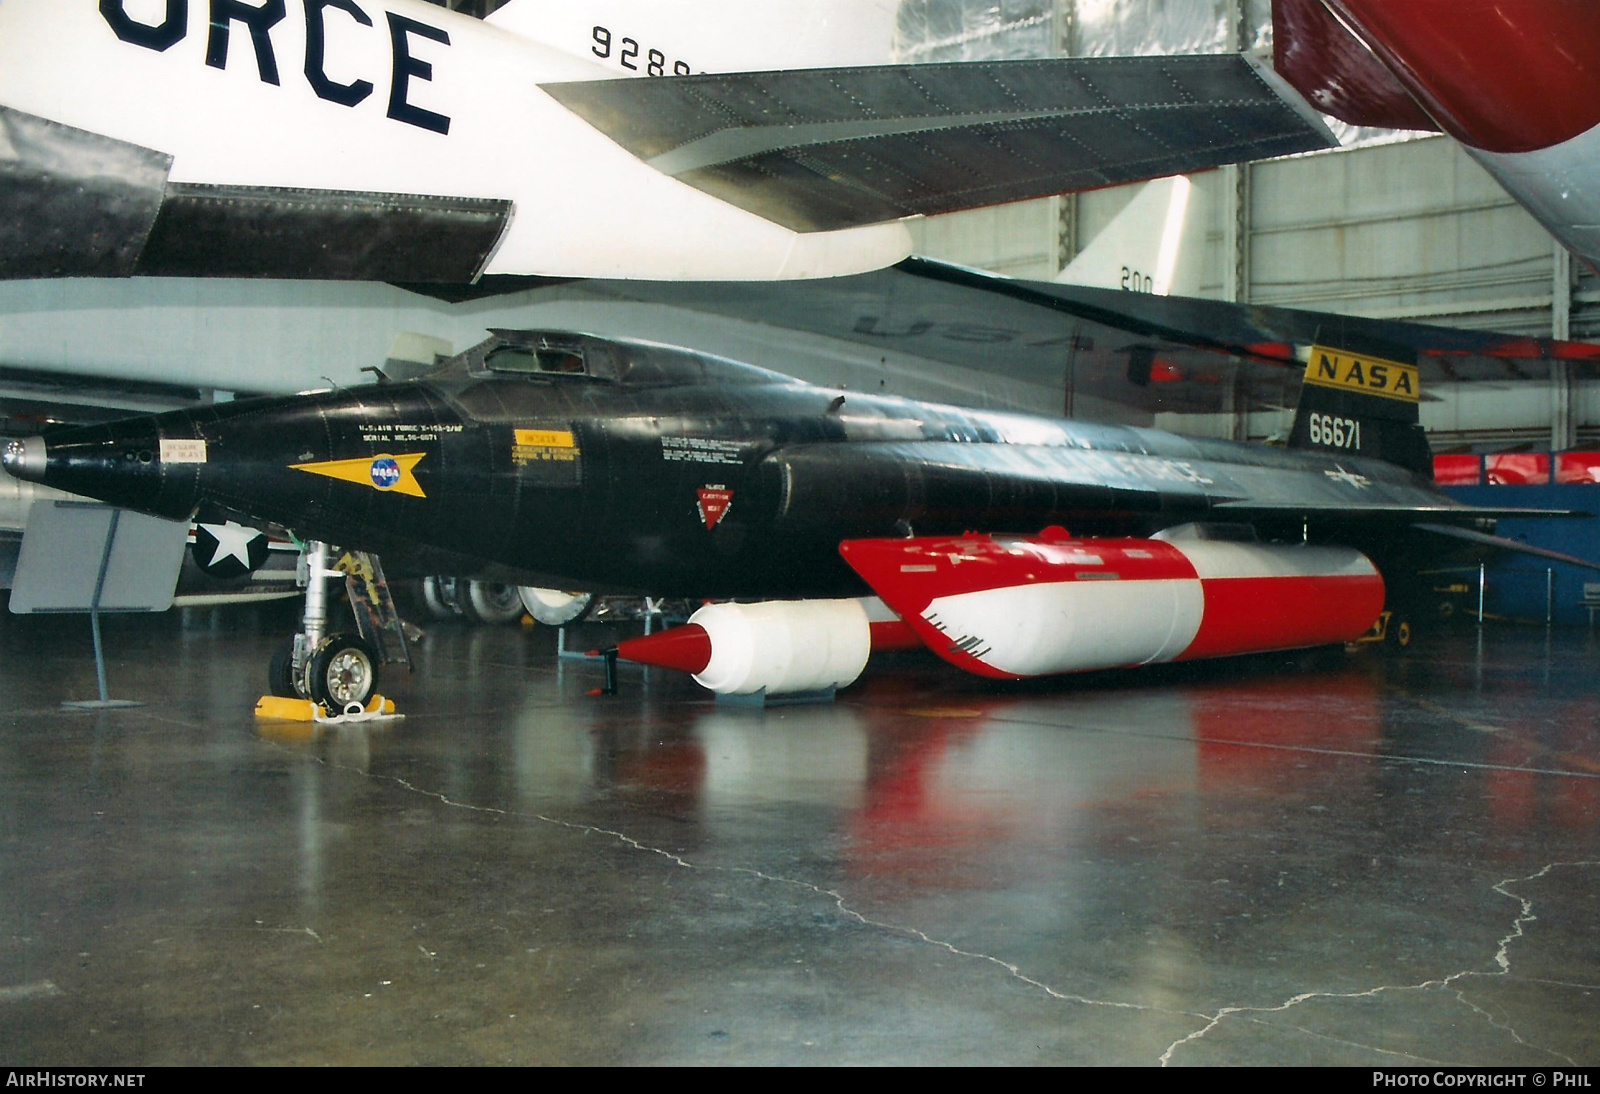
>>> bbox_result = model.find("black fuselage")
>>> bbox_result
[15,334,1459,598]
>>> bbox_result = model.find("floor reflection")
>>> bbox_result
[3,612,1596,1064]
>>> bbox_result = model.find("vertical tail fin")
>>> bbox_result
[1287,326,1432,477]
[1054,176,1202,296]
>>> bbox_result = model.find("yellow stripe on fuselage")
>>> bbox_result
[1303,345,1419,403]
[290,453,427,497]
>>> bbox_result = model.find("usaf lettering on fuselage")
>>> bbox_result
[98,0,452,134]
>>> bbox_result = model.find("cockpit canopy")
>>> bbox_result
[465,330,787,388]
[483,343,588,376]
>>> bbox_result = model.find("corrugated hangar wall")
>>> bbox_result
[899,0,1597,453]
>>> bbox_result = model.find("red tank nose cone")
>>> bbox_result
[613,624,713,675]
[1325,0,1600,153]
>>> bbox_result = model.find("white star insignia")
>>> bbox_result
[1324,465,1371,490]
[199,521,264,570]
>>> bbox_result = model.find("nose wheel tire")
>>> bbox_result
[268,637,303,699]
[307,633,380,711]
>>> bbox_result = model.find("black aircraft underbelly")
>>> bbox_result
[7,333,1489,600]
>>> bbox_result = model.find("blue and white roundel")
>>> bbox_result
[370,457,402,490]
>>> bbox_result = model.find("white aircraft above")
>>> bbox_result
[0,0,1332,283]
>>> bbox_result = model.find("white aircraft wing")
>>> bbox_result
[0,0,1331,285]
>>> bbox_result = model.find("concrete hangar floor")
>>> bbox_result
[0,605,1597,1067]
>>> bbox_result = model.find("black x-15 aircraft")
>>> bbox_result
[0,329,1572,703]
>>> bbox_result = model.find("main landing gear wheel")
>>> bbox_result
[462,581,526,625]
[307,633,380,711]
[1388,617,1413,649]
[518,587,594,626]
[420,575,461,620]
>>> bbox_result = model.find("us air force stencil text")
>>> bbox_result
[98,0,453,134]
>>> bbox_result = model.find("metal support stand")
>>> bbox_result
[1477,562,1487,624]
[716,686,837,708]
[557,625,604,660]
[62,509,140,710]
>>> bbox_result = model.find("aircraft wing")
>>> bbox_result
[0,1,1331,284]
[423,256,1600,421]
[542,54,1335,232]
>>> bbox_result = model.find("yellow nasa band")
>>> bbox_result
[1303,345,1419,403]
[290,452,428,497]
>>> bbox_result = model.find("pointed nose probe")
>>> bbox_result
[1,436,45,482]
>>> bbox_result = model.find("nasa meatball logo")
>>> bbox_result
[370,457,403,490]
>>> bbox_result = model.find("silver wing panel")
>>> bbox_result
[543,54,1336,232]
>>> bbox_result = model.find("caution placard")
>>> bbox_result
[513,428,578,465]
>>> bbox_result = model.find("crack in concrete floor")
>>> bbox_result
[1158,861,1598,1066]
[38,670,1555,1064]
[272,739,1595,1065]
[282,745,1214,1032]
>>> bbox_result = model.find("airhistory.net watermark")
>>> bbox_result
[4,1074,145,1088]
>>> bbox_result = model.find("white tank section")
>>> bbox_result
[925,577,1206,677]
[690,599,872,696]
[1163,538,1380,581]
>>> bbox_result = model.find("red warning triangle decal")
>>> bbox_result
[697,486,733,530]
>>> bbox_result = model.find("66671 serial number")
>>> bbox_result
[1309,412,1361,450]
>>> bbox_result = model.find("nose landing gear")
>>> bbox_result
[264,540,410,713]
[308,633,381,709]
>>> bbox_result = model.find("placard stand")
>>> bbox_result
[62,509,141,709]
[10,501,188,709]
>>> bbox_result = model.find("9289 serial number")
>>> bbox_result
[592,26,693,76]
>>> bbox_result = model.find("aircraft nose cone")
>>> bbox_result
[1,436,45,482]
[15,418,200,520]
